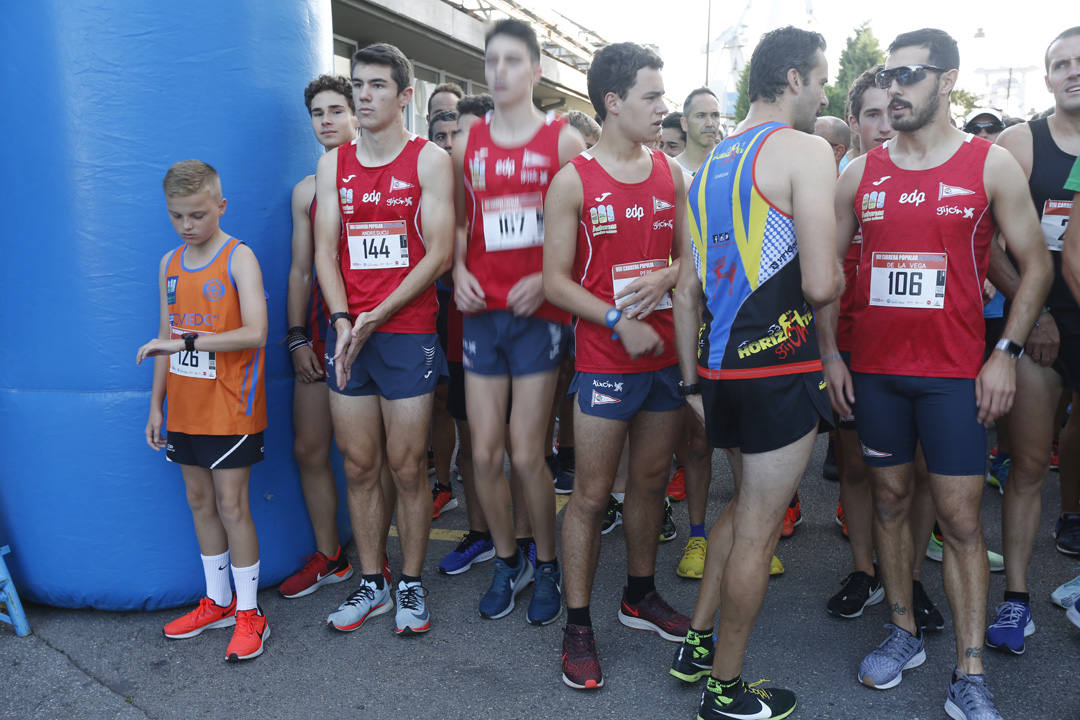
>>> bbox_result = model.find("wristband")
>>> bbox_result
[329,312,352,326]
[821,353,842,364]
[287,329,310,353]
[677,381,701,397]
[604,306,623,340]
[182,333,197,352]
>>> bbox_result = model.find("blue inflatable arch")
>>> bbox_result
[0,0,350,610]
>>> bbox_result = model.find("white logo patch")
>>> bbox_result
[938,182,975,201]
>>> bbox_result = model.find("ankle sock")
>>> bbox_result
[567,605,591,627]
[690,523,706,538]
[625,574,655,604]
[1004,590,1030,604]
[362,572,385,590]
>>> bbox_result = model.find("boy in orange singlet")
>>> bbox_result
[137,160,270,662]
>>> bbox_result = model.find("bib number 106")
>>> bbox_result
[886,270,923,296]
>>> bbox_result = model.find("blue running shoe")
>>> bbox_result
[1068,596,1080,629]
[945,670,1003,720]
[527,562,562,625]
[478,549,533,619]
[858,623,926,689]
[985,456,1009,495]
[985,600,1034,654]
[438,531,495,576]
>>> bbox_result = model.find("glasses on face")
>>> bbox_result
[964,120,1004,135]
[874,64,947,89]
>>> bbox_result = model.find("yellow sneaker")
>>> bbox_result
[770,554,784,576]
[676,537,708,579]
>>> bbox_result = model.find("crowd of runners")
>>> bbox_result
[135,19,1080,720]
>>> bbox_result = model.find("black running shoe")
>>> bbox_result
[913,580,944,632]
[670,628,714,682]
[660,497,677,543]
[562,624,603,690]
[826,570,884,618]
[698,677,796,720]
[601,495,623,535]
[1055,513,1080,556]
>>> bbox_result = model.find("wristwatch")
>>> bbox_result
[994,337,1024,359]
[329,311,352,327]
[604,306,622,340]
[182,333,197,352]
[677,381,701,397]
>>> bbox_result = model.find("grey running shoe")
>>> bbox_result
[326,580,392,632]
[394,580,430,635]
[945,671,1003,720]
[858,623,925,689]
[601,495,623,535]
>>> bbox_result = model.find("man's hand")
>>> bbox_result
[1025,312,1059,367]
[506,273,545,317]
[136,338,181,364]
[975,352,1017,426]
[342,311,383,370]
[453,265,487,313]
[332,320,354,388]
[615,317,664,359]
[823,355,855,418]
[616,269,672,320]
[145,407,166,450]
[291,344,326,383]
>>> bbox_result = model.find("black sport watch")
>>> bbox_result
[994,338,1023,360]
[182,333,197,352]
[677,381,701,397]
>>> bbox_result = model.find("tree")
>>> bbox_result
[825,23,886,119]
[950,88,981,119]
[734,63,750,123]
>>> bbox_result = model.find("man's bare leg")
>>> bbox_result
[507,369,561,564]
[382,392,436,578]
[465,373,515,558]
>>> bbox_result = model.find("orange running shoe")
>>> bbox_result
[432,484,459,519]
[667,466,687,502]
[781,494,802,538]
[225,608,269,662]
[835,501,849,538]
[163,595,236,639]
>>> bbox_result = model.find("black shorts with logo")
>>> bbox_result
[701,370,833,454]
[166,431,265,470]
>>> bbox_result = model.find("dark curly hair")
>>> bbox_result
[304,74,355,114]
[748,26,826,103]
[587,42,664,122]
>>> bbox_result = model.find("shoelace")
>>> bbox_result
[397,584,427,611]
[564,627,596,655]
[840,571,874,598]
[454,532,485,554]
[685,538,707,560]
[954,675,996,711]
[298,552,326,574]
[744,679,774,702]
[235,611,261,635]
[990,601,1026,628]
[343,584,376,608]
[877,624,920,660]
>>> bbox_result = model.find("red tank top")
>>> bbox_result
[464,111,570,324]
[571,149,677,373]
[165,237,267,435]
[337,135,436,334]
[850,136,995,379]
[836,231,862,353]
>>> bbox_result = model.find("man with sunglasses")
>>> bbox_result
[963,108,1006,142]
[986,26,1080,656]
[825,28,1050,720]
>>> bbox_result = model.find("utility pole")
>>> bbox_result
[705,0,711,84]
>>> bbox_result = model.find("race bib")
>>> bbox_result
[169,332,216,379]
[482,193,544,252]
[347,220,410,270]
[1042,199,1072,252]
[868,252,947,309]
[612,259,672,313]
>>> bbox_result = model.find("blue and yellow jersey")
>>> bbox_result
[687,121,821,379]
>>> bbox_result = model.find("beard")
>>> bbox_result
[891,83,940,132]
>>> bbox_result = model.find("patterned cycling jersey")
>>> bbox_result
[688,121,821,379]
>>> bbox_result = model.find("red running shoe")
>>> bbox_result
[225,608,269,662]
[617,589,689,642]
[836,501,848,538]
[432,484,459,519]
[667,466,687,501]
[562,624,603,689]
[163,595,236,639]
[781,494,802,538]
[278,548,353,599]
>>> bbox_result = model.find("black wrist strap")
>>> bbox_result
[183,333,196,352]
[329,312,352,325]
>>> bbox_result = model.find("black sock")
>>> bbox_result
[567,605,591,627]
[714,675,741,694]
[400,574,421,585]
[500,552,520,568]
[558,446,575,461]
[689,625,714,638]
[516,536,534,553]
[625,574,656,604]
[362,573,385,590]
[469,529,492,541]
[434,483,451,492]
[1004,590,1030,604]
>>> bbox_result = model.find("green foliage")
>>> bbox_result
[950,88,981,117]
[824,23,885,119]
[734,63,750,123]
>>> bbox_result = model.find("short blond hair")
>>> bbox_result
[162,159,222,198]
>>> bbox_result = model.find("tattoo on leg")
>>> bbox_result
[964,647,982,659]
[892,603,907,616]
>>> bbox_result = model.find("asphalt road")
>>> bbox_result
[3,434,1077,720]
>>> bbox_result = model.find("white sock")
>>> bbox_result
[201,552,231,607]
[231,561,260,612]
[612,492,625,502]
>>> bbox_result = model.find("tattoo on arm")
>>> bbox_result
[891,603,907,616]
[964,647,982,659]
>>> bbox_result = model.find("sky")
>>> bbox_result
[539,0,1062,119]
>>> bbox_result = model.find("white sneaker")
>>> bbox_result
[1051,571,1080,609]
[394,580,431,635]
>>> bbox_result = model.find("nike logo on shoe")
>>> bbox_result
[716,697,769,720]
[621,602,639,617]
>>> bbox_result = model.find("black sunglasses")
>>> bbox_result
[964,120,1004,134]
[874,64,947,89]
